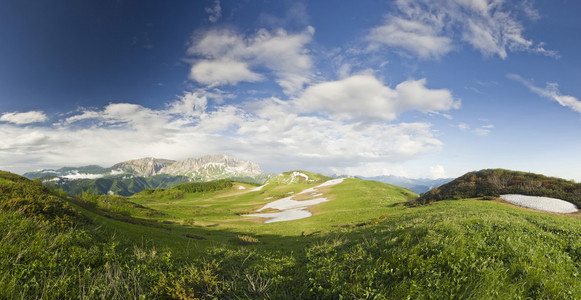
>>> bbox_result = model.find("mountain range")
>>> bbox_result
[24,154,452,196]
[24,154,272,196]
[353,175,452,194]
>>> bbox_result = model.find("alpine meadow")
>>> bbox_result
[1,0,581,299]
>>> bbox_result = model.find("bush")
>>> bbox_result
[229,235,260,246]
[175,180,233,194]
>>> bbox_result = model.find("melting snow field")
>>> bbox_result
[244,178,345,223]
[500,194,578,213]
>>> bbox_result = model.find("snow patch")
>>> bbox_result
[245,209,313,223]
[500,194,578,213]
[244,178,345,223]
[289,171,311,183]
[257,197,328,212]
[238,186,247,190]
[250,184,267,192]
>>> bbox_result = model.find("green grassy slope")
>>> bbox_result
[2,170,581,299]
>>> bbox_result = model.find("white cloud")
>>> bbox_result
[166,91,208,118]
[458,123,470,131]
[205,0,222,23]
[457,122,493,136]
[367,16,452,59]
[187,27,314,94]
[1,88,446,175]
[189,59,264,86]
[429,165,447,179]
[0,111,48,125]
[296,75,460,122]
[368,0,555,59]
[508,74,581,114]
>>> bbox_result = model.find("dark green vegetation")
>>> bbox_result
[417,168,581,206]
[44,174,192,196]
[1,169,581,299]
[0,172,81,227]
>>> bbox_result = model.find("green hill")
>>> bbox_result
[0,171,81,227]
[2,169,581,298]
[416,168,581,206]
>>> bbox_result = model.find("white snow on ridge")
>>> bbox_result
[256,197,328,212]
[250,184,267,192]
[290,171,310,183]
[245,209,312,224]
[500,194,578,213]
[244,178,345,223]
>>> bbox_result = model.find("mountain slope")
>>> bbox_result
[0,171,81,226]
[160,154,263,178]
[24,154,265,180]
[47,174,191,196]
[416,168,581,206]
[111,157,175,177]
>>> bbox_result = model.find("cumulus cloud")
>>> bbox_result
[508,74,581,114]
[1,88,446,175]
[368,0,556,59]
[0,111,48,125]
[187,26,314,94]
[189,59,264,86]
[296,74,460,122]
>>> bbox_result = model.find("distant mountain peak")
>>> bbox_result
[111,157,175,177]
[160,154,263,178]
[23,154,271,196]
[24,154,266,183]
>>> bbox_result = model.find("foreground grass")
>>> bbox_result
[3,198,581,298]
[2,171,581,298]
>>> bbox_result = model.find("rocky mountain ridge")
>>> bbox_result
[24,154,265,182]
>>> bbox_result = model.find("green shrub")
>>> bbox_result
[229,235,260,246]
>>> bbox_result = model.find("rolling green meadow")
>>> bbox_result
[1,170,581,299]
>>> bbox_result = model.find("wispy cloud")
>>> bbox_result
[367,0,556,59]
[508,74,581,113]
[367,16,452,59]
[205,0,222,23]
[457,122,494,136]
[0,111,48,125]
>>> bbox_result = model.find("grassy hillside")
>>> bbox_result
[416,168,581,206]
[2,170,581,298]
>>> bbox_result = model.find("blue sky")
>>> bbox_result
[1,0,581,181]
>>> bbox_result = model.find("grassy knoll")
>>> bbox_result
[418,168,581,206]
[2,170,581,298]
